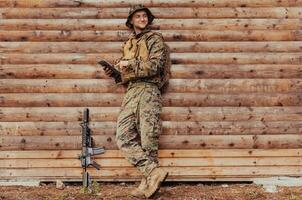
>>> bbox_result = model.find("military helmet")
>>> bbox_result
[125,4,155,29]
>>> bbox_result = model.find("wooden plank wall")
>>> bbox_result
[0,0,302,182]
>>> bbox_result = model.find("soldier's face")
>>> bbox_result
[130,10,149,30]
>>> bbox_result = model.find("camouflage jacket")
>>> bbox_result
[116,29,170,89]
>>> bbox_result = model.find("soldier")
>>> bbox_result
[103,4,170,198]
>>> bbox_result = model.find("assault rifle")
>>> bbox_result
[78,108,105,188]
[98,60,122,84]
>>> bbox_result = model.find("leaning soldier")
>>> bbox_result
[102,4,170,199]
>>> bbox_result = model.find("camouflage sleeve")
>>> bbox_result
[115,41,126,66]
[113,42,126,85]
[123,33,166,80]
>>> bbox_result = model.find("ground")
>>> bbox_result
[0,182,302,200]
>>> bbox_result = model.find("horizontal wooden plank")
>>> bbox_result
[1,19,301,30]
[167,41,302,53]
[171,53,302,65]
[0,121,116,136]
[162,121,302,135]
[1,30,302,42]
[1,0,301,8]
[162,106,302,121]
[0,107,119,122]
[1,157,301,168]
[1,41,302,53]
[0,41,121,53]
[1,149,301,159]
[1,53,301,64]
[170,64,302,79]
[0,53,119,64]
[0,107,301,122]
[1,134,302,150]
[1,7,302,19]
[161,134,302,149]
[1,64,302,79]
[1,121,301,136]
[1,79,301,93]
[0,93,124,107]
[1,166,301,178]
[0,177,262,182]
[0,79,124,93]
[1,93,302,107]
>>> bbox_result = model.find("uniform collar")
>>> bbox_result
[131,27,151,39]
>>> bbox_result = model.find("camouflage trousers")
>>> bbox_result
[116,82,162,177]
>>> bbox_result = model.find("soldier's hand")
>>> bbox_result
[119,61,129,71]
[103,66,114,77]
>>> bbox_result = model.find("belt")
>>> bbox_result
[127,81,158,90]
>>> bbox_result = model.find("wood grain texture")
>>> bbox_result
[1,41,301,53]
[1,166,301,178]
[1,149,301,159]
[1,7,302,19]
[1,0,302,8]
[1,53,301,64]
[1,121,301,136]
[1,134,302,150]
[1,64,302,79]
[1,93,302,107]
[1,79,301,93]
[1,19,301,31]
[1,0,301,182]
[2,157,302,168]
[1,30,302,42]
[0,107,301,122]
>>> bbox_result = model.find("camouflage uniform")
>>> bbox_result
[115,28,169,177]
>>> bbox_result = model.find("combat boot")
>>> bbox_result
[144,167,168,198]
[129,177,147,198]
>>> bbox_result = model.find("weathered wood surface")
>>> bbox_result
[2,149,301,180]
[0,121,301,136]
[1,79,301,93]
[1,19,301,31]
[0,107,301,122]
[1,7,302,19]
[2,41,302,53]
[0,0,301,182]
[1,166,301,178]
[1,93,302,107]
[1,149,301,159]
[2,134,302,150]
[1,121,301,136]
[1,30,302,42]
[1,64,302,79]
[1,0,302,8]
[1,41,302,53]
[2,157,302,168]
[1,53,301,64]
